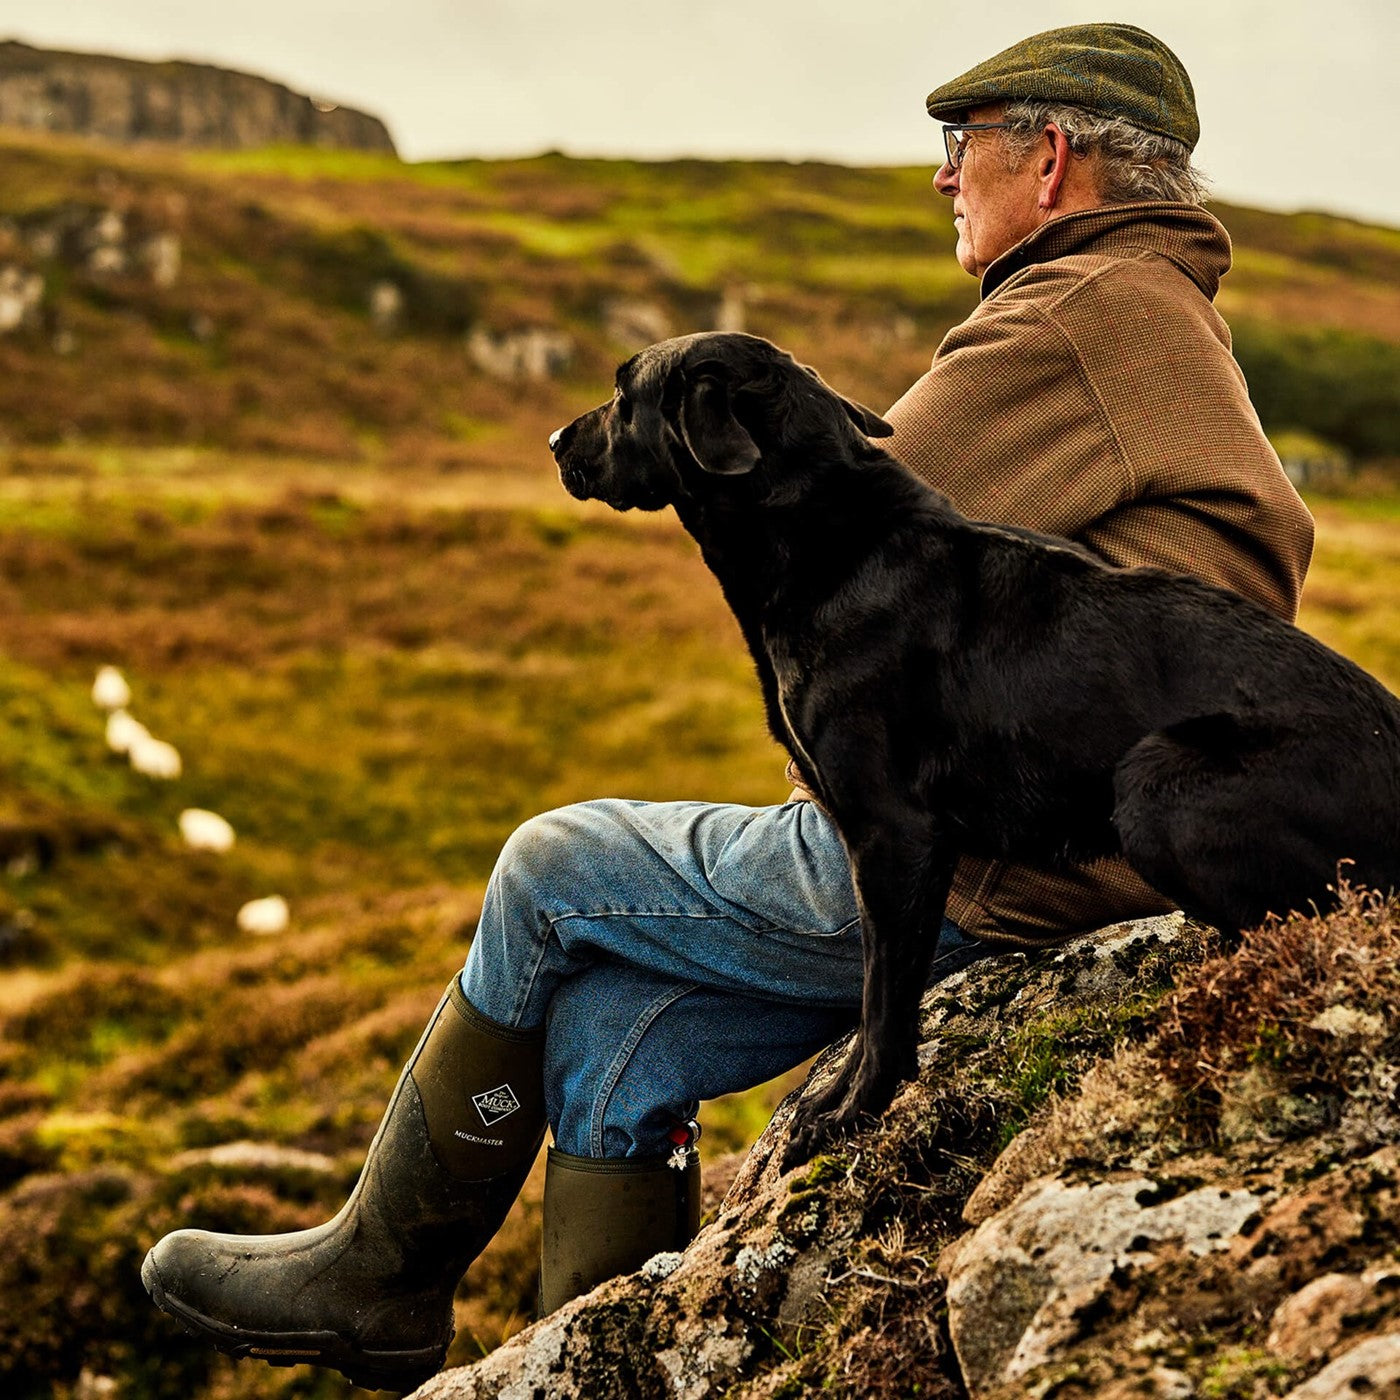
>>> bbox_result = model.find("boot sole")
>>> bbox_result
[141,1247,447,1393]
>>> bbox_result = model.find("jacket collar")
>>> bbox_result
[979,201,1233,302]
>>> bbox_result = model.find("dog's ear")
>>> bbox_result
[837,395,895,439]
[679,366,762,476]
[797,363,893,439]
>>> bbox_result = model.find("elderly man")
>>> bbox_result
[142,22,1312,1392]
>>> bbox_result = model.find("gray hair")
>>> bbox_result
[999,100,1210,206]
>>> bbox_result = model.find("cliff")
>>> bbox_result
[415,892,1400,1399]
[0,40,396,153]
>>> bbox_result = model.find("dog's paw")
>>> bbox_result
[780,1114,840,1171]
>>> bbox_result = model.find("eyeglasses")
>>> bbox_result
[941,121,1015,170]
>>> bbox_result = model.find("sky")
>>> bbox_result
[3,0,1398,227]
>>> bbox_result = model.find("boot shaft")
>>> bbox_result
[539,1146,701,1314]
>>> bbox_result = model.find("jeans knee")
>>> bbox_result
[496,808,576,884]
[491,801,632,914]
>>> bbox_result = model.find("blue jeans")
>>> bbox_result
[459,798,987,1158]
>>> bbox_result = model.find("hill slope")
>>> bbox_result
[0,137,1396,1399]
[0,133,1395,461]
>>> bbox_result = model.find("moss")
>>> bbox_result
[1197,1346,1295,1398]
[796,1155,850,1191]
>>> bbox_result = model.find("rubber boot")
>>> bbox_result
[141,978,546,1393]
[538,1145,701,1315]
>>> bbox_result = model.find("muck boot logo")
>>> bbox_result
[472,1083,522,1126]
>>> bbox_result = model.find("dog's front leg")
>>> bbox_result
[782,817,955,1169]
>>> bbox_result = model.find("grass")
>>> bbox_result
[0,133,1394,1398]
[0,450,1391,1400]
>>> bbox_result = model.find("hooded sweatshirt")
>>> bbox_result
[882,201,1315,946]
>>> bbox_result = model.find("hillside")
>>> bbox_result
[0,132,1395,464]
[0,132,1396,1400]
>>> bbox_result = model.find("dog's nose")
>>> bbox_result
[549,426,569,454]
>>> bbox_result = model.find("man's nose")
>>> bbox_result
[933,161,959,196]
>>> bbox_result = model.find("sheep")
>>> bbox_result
[91,666,132,711]
[178,808,236,853]
[237,895,290,935]
[129,735,182,780]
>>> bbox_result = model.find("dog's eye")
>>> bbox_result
[614,392,633,426]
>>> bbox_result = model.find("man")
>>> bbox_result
[142,23,1313,1392]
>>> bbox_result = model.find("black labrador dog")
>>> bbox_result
[549,331,1400,1165]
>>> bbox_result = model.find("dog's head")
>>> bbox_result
[549,332,893,512]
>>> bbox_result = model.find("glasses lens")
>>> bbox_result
[944,126,964,168]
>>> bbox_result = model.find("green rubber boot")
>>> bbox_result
[141,979,546,1393]
[538,1145,701,1315]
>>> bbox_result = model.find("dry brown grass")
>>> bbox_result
[1157,882,1400,1101]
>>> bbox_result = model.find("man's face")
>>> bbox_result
[934,103,1044,277]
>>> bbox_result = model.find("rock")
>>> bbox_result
[467,326,574,381]
[74,1369,118,1400]
[178,808,235,853]
[604,298,671,347]
[713,287,746,335]
[1268,1268,1400,1362]
[237,895,290,936]
[20,203,181,290]
[0,39,396,153]
[1307,1004,1386,1040]
[409,912,1201,1400]
[406,895,1400,1400]
[943,1175,1263,1394]
[171,1140,335,1176]
[139,231,181,289]
[91,666,132,711]
[1280,1333,1400,1398]
[0,264,43,332]
[369,279,404,333]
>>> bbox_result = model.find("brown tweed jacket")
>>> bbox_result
[881,201,1315,947]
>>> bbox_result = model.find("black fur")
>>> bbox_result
[549,331,1400,1166]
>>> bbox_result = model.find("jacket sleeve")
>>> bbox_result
[882,296,1134,542]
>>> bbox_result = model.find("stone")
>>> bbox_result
[0,264,43,332]
[944,1175,1263,1393]
[467,326,574,381]
[604,298,671,347]
[1279,1333,1400,1398]
[369,280,404,332]
[171,1141,335,1175]
[0,39,396,153]
[1267,1268,1400,1362]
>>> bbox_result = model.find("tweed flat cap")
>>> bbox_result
[926,22,1199,150]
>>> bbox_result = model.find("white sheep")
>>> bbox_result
[91,665,132,711]
[237,895,290,936]
[129,735,182,780]
[178,808,236,853]
[105,710,150,755]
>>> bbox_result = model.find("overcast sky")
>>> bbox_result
[3,1,1397,227]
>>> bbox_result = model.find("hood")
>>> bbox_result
[980,202,1233,302]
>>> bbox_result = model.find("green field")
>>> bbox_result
[0,132,1397,1399]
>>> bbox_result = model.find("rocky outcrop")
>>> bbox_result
[466,326,574,381]
[0,40,395,153]
[414,891,1400,1399]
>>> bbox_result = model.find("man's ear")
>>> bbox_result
[838,395,894,438]
[679,368,761,475]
